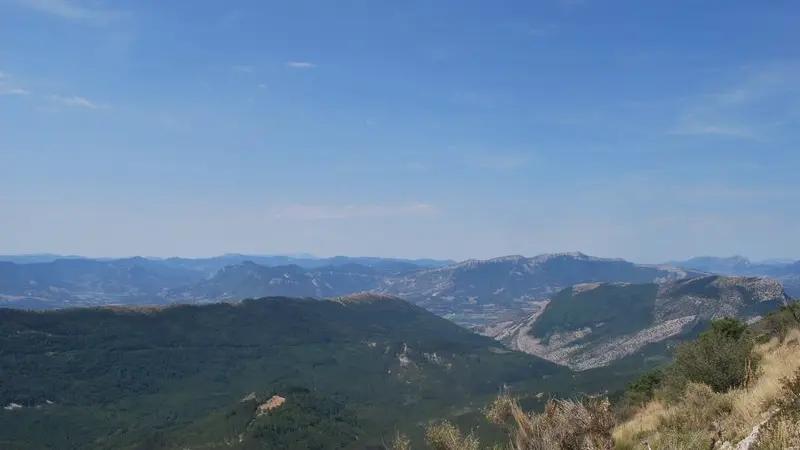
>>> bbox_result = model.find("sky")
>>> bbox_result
[1,0,799,263]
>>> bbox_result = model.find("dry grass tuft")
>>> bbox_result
[658,383,733,432]
[486,396,615,450]
[755,415,800,449]
[754,358,800,450]
[391,432,411,450]
[395,396,615,450]
[424,420,481,450]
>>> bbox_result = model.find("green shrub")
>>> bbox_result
[759,301,800,342]
[626,369,665,403]
[653,365,690,404]
[671,318,759,393]
[703,317,748,340]
[615,369,666,419]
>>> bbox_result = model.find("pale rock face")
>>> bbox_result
[396,342,412,367]
[374,252,705,328]
[256,395,286,416]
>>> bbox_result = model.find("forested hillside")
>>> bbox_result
[0,295,567,449]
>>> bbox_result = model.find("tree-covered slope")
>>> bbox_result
[485,276,789,370]
[0,295,566,449]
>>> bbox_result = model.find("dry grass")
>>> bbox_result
[486,396,615,450]
[614,401,668,445]
[726,329,800,429]
[395,396,616,450]
[424,421,482,450]
[391,433,411,450]
[755,415,800,449]
[613,328,800,449]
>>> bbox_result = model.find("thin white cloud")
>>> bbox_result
[286,61,316,69]
[0,87,29,95]
[50,95,107,109]
[232,65,255,74]
[470,152,532,170]
[270,202,436,220]
[14,0,123,25]
[671,120,760,140]
[672,62,800,141]
[528,24,557,37]
[0,71,30,95]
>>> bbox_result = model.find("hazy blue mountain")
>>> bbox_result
[166,262,383,302]
[0,254,452,275]
[757,258,796,265]
[665,256,800,301]
[663,256,756,275]
[1,253,710,325]
[0,254,89,264]
[0,258,204,309]
[377,253,707,326]
[664,255,798,276]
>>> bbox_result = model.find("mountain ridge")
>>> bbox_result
[483,275,790,370]
[373,253,706,326]
[0,252,709,326]
[666,256,800,298]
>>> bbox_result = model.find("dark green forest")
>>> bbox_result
[0,296,570,449]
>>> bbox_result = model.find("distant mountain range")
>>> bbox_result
[373,252,707,325]
[0,253,455,274]
[0,252,708,326]
[481,275,790,370]
[665,256,800,297]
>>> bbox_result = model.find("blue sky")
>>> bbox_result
[1,0,799,262]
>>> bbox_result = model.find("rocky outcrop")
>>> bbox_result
[256,395,286,416]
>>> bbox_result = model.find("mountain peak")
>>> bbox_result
[330,292,402,304]
[454,252,606,268]
[531,251,620,263]
[487,255,527,262]
[688,255,751,264]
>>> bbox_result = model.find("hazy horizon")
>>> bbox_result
[0,250,797,266]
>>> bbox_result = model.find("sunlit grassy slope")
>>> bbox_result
[614,328,800,450]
